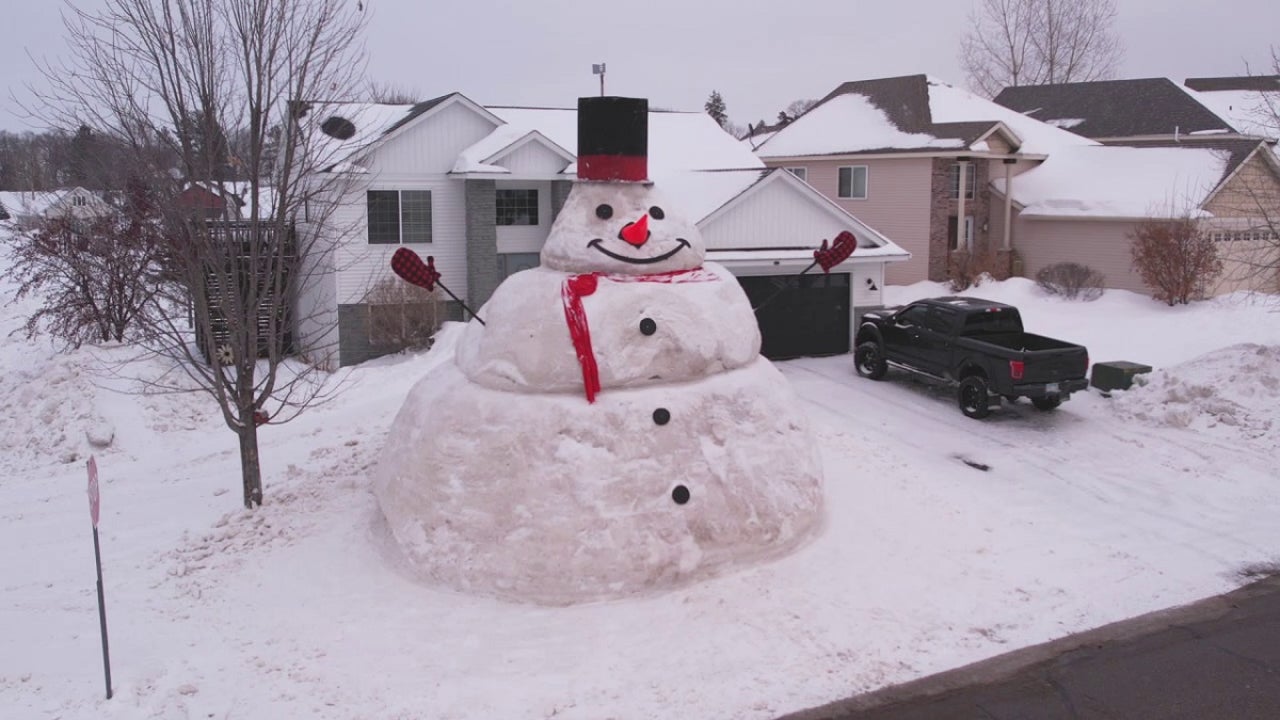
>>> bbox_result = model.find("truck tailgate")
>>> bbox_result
[1022,346,1089,383]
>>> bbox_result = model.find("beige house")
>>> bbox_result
[756,74,1280,295]
[994,76,1280,294]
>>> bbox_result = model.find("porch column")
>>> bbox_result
[1002,157,1016,251]
[956,156,970,251]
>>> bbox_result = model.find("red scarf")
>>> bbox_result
[561,268,720,403]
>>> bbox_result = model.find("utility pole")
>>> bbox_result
[592,63,606,96]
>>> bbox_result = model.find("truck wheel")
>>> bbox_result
[958,376,993,419]
[854,342,888,380]
[1032,396,1062,411]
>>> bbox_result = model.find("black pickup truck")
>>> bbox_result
[853,297,1090,419]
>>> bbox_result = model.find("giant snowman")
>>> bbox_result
[373,97,825,605]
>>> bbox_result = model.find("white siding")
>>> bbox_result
[700,178,849,250]
[851,263,884,307]
[292,231,339,370]
[495,180,552,254]
[334,177,468,304]
[494,142,570,175]
[365,101,497,175]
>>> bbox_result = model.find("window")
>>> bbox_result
[838,166,868,199]
[496,189,539,226]
[72,195,88,207]
[785,167,807,182]
[949,163,976,199]
[895,305,931,327]
[367,190,432,244]
[948,215,974,251]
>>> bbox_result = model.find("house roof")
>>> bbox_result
[994,78,1237,139]
[484,105,764,176]
[689,168,909,262]
[756,74,1092,159]
[1183,81,1279,141]
[991,145,1232,219]
[1185,76,1280,92]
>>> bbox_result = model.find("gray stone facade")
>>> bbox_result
[464,179,500,309]
[550,180,573,221]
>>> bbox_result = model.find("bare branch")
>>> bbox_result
[960,0,1123,97]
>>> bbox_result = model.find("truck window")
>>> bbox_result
[961,309,1023,335]
[895,306,930,327]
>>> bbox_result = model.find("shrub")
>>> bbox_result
[1129,218,1223,305]
[365,275,444,352]
[947,251,1010,292]
[1035,262,1106,301]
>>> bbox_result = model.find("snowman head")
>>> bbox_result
[541,182,706,275]
[541,96,706,275]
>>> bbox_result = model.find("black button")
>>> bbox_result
[639,318,656,335]
[672,485,690,505]
[653,408,670,425]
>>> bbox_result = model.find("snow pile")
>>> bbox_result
[0,349,110,470]
[1111,344,1280,444]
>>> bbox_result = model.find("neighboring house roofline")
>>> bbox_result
[1201,140,1280,208]
[972,121,1024,151]
[993,77,1238,139]
[1092,132,1257,143]
[1185,75,1280,92]
[760,150,1047,163]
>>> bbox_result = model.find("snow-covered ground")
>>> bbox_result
[3,268,1280,719]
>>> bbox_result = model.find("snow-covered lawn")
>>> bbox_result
[3,276,1279,719]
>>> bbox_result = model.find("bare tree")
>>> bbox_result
[366,80,421,104]
[6,181,169,348]
[26,0,369,508]
[960,0,1123,98]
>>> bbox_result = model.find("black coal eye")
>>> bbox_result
[595,204,613,220]
[649,206,665,220]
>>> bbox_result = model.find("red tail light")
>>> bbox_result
[1010,359,1025,380]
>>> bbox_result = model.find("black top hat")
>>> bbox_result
[577,97,648,182]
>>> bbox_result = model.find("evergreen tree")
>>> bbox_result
[704,90,728,128]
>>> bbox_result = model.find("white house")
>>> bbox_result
[291,93,909,367]
[0,187,113,229]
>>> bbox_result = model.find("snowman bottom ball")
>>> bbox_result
[373,357,825,606]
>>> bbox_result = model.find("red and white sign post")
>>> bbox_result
[87,456,113,700]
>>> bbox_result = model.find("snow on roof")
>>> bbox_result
[486,106,764,175]
[300,102,422,171]
[925,77,1098,154]
[0,191,54,217]
[655,169,768,223]
[453,125,543,174]
[1185,87,1280,140]
[993,145,1229,219]
[756,93,963,157]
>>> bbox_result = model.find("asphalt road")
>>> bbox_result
[780,574,1280,720]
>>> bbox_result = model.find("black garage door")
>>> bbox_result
[736,273,850,359]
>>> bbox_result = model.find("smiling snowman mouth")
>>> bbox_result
[587,238,691,265]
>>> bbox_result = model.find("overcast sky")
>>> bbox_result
[3,0,1277,133]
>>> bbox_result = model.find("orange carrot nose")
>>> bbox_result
[619,214,649,247]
